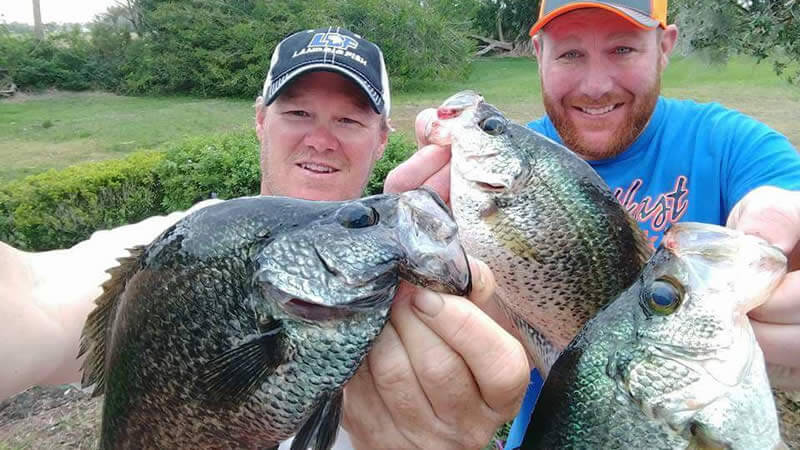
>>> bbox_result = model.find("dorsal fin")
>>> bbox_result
[77,246,145,397]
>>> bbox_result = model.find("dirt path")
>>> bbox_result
[0,386,99,449]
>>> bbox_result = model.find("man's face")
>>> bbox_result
[256,71,388,201]
[534,8,677,160]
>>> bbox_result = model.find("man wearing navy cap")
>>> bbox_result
[390,1,800,447]
[253,26,530,450]
[0,27,530,450]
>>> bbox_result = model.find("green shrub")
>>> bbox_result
[155,128,261,210]
[0,130,414,251]
[0,152,165,251]
[365,132,416,196]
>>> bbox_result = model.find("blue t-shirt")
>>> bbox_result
[504,97,800,450]
[529,96,800,248]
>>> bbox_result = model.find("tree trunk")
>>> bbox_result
[32,0,43,40]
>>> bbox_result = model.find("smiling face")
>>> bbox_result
[256,71,388,201]
[534,8,677,160]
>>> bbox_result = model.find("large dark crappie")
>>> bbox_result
[434,91,650,375]
[521,223,792,449]
[78,189,470,450]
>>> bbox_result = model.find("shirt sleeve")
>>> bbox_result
[714,107,800,214]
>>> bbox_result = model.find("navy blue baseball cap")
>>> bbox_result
[262,27,391,116]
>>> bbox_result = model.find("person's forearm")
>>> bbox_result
[0,243,69,399]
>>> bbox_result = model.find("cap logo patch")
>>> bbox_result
[308,32,359,50]
[292,32,368,66]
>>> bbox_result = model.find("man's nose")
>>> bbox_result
[579,58,614,99]
[304,123,338,152]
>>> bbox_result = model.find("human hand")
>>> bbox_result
[384,108,453,203]
[727,185,800,389]
[342,257,530,449]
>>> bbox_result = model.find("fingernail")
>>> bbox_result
[413,290,444,318]
[470,258,483,290]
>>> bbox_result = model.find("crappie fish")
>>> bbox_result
[435,91,650,375]
[520,222,789,449]
[78,189,470,450]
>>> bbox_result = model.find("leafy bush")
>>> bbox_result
[0,152,165,251]
[365,132,415,196]
[155,128,261,210]
[0,28,95,91]
[0,130,416,251]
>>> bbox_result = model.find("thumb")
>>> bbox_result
[727,186,800,255]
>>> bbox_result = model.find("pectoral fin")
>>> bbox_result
[198,320,288,406]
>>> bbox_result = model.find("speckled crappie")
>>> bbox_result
[434,91,651,375]
[78,189,470,450]
[521,223,790,449]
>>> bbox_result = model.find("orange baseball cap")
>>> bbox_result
[529,0,667,36]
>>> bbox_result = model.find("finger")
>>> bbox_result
[465,257,497,308]
[752,319,800,369]
[749,270,800,324]
[415,108,438,148]
[342,323,416,448]
[423,161,451,205]
[412,289,529,419]
[342,356,393,441]
[765,361,800,391]
[362,286,439,437]
[391,288,482,425]
[383,144,451,197]
[727,187,800,255]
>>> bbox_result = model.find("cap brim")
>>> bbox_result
[529,2,660,36]
[265,64,384,115]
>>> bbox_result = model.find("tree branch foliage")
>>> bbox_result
[1,0,474,96]
[672,0,800,84]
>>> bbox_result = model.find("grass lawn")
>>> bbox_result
[1,56,798,184]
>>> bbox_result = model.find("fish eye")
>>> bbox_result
[647,277,685,315]
[479,116,506,136]
[338,204,379,228]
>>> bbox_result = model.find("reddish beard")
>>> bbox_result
[543,72,661,160]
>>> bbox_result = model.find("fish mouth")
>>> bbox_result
[437,90,483,119]
[474,181,506,192]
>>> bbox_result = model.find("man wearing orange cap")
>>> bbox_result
[386,1,800,447]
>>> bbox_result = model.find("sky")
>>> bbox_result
[1,0,117,25]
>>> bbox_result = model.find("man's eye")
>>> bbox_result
[286,110,309,117]
[614,47,633,55]
[559,50,581,60]
[339,117,363,126]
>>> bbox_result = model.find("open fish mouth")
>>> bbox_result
[437,90,483,119]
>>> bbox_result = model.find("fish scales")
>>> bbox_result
[521,223,790,449]
[78,190,470,449]
[438,90,650,375]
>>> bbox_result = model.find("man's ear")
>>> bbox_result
[255,97,267,142]
[659,25,679,70]
[375,126,389,161]
[533,34,543,61]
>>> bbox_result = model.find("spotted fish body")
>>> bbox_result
[437,91,651,375]
[78,190,470,449]
[521,223,789,449]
